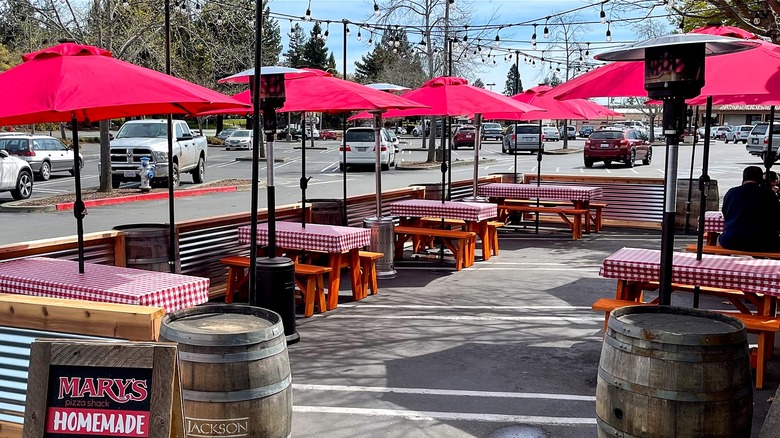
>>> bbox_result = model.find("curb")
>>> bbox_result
[396,158,495,170]
[292,146,328,151]
[1,182,262,213]
[235,156,288,162]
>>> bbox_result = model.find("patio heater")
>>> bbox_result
[250,69,299,343]
[595,34,757,305]
[363,111,397,279]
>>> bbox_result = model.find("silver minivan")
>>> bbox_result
[746,122,780,160]
[0,134,83,181]
[339,127,396,171]
[502,124,542,154]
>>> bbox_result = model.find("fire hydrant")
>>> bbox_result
[138,157,155,192]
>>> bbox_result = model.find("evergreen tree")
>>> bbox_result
[472,78,485,88]
[354,28,415,83]
[503,64,523,96]
[327,52,337,76]
[301,22,329,70]
[283,24,306,68]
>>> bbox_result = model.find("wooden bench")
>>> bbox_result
[487,221,504,256]
[498,204,587,240]
[504,199,607,232]
[0,294,164,341]
[394,226,476,271]
[359,251,384,298]
[685,243,780,260]
[219,256,332,317]
[591,298,780,389]
[642,281,763,315]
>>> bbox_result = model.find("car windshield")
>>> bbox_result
[515,126,540,134]
[751,124,780,135]
[0,138,29,152]
[740,126,753,132]
[346,130,375,142]
[116,123,168,139]
[230,131,251,138]
[590,131,624,140]
[458,127,475,133]
[484,123,501,130]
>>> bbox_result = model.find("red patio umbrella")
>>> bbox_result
[0,42,249,273]
[482,85,621,120]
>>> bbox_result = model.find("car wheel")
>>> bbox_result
[643,147,653,165]
[604,160,612,168]
[11,170,33,200]
[625,150,636,167]
[584,159,594,168]
[191,156,205,184]
[69,158,84,176]
[171,163,180,188]
[38,161,51,181]
[339,163,345,171]
[724,137,729,144]
[112,177,121,189]
[381,162,390,171]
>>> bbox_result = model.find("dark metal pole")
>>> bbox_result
[684,107,698,234]
[694,97,713,309]
[342,20,349,225]
[513,51,519,183]
[71,117,86,274]
[247,1,263,304]
[165,0,176,274]
[447,39,453,201]
[300,112,309,227]
[765,106,776,176]
[535,119,542,233]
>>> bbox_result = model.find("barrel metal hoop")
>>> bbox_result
[183,374,291,402]
[126,257,168,264]
[177,341,286,363]
[603,330,747,363]
[596,417,635,438]
[597,367,753,402]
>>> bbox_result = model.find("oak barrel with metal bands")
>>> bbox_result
[597,305,752,438]
[160,304,292,438]
[113,223,181,273]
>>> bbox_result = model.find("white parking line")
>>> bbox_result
[293,406,596,426]
[293,384,596,401]
[324,314,603,322]
[338,304,592,310]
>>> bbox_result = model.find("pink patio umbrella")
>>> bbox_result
[483,85,621,121]
[348,76,544,201]
[0,42,249,273]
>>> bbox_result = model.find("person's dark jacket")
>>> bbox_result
[719,182,780,252]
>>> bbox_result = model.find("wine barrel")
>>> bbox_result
[309,199,345,226]
[676,178,719,230]
[160,305,292,438]
[113,223,180,273]
[597,305,752,438]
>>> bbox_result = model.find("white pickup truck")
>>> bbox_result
[110,120,207,188]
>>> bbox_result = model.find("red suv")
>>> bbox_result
[584,129,651,168]
[453,125,477,149]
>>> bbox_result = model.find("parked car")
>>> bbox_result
[319,130,338,140]
[724,125,754,144]
[653,125,664,141]
[746,122,780,160]
[412,125,423,137]
[559,125,577,140]
[481,122,503,141]
[502,124,542,154]
[579,125,595,137]
[384,128,401,153]
[711,126,732,139]
[453,125,477,149]
[542,127,561,142]
[584,129,652,168]
[277,127,300,140]
[216,129,237,141]
[0,134,84,181]
[339,127,396,171]
[0,150,33,200]
[224,129,252,150]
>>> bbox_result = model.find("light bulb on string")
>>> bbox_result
[543,17,549,39]
[585,42,590,57]
[216,14,223,25]
[493,57,497,66]
[323,23,330,41]
[357,29,362,41]
[393,47,398,53]
[555,63,560,72]
[531,24,537,47]
[463,25,469,42]
[600,2,606,24]
[494,26,501,47]
[368,32,373,46]
[304,1,312,21]
[605,21,612,42]
[373,0,380,16]
[394,39,400,48]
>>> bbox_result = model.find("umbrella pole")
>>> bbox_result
[535,119,542,234]
[300,112,310,227]
[684,107,699,235]
[447,116,453,201]
[71,118,86,274]
[342,22,348,225]
[694,97,714,309]
[166,114,176,274]
[373,112,383,217]
[471,114,482,198]
[764,106,776,178]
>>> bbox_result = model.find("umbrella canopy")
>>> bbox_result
[365,83,411,93]
[0,42,249,125]
[0,42,249,274]
[549,27,779,101]
[483,85,622,120]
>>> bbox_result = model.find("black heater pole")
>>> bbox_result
[764,106,776,178]
[71,117,86,274]
[164,0,176,274]
[694,97,714,309]
[684,106,699,235]
[342,20,348,225]
[513,51,519,183]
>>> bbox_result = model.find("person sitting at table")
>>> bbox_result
[766,170,780,199]
[719,166,780,252]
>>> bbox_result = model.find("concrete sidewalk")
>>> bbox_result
[281,226,774,437]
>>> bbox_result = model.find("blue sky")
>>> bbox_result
[266,0,674,92]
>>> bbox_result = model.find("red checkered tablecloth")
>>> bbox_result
[0,257,210,312]
[477,183,603,201]
[237,222,371,253]
[388,199,498,222]
[704,210,724,233]
[600,247,780,296]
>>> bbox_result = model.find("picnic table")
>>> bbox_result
[237,222,371,310]
[703,210,724,244]
[388,199,498,260]
[477,183,604,234]
[0,257,209,313]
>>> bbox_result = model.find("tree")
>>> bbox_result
[472,78,485,88]
[0,43,16,72]
[624,97,663,142]
[327,52,337,76]
[355,28,416,83]
[543,73,563,87]
[504,64,523,96]
[301,22,329,70]
[283,23,306,68]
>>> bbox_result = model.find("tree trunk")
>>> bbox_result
[60,122,67,140]
[426,116,437,162]
[97,120,113,192]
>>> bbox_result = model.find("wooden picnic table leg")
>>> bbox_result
[327,252,343,310]
[467,221,491,261]
[348,248,363,300]
[574,200,591,234]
